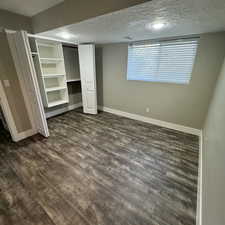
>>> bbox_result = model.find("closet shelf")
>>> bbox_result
[40,58,64,64]
[43,74,65,78]
[45,86,67,92]
[66,79,81,83]
[37,43,56,48]
[48,100,68,108]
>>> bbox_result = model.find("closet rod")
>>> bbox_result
[28,33,76,45]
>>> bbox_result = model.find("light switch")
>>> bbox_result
[3,80,10,87]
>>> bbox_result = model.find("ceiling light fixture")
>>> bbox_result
[146,22,166,31]
[56,32,76,40]
[151,22,165,30]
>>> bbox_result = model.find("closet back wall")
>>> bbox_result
[96,32,225,129]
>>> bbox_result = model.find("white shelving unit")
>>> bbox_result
[28,36,83,119]
[34,39,69,108]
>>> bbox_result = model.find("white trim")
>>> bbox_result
[196,131,203,225]
[45,102,82,119]
[28,33,76,45]
[98,106,201,136]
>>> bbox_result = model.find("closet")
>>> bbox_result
[2,30,97,141]
[28,34,96,121]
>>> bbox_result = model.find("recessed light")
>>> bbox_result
[152,22,165,30]
[146,22,166,31]
[56,32,76,40]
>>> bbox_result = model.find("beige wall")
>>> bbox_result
[96,32,225,129]
[0,9,32,32]
[202,57,225,225]
[32,0,149,33]
[0,32,32,132]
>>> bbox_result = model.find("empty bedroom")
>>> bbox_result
[0,1,225,225]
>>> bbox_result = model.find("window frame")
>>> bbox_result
[127,38,199,85]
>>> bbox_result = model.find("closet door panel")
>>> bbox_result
[86,91,97,109]
[7,31,49,138]
[78,44,97,114]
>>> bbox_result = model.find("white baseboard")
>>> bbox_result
[46,102,82,119]
[196,131,203,225]
[98,106,201,136]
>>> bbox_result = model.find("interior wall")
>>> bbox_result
[0,9,32,32]
[202,56,225,225]
[32,0,149,33]
[96,32,225,129]
[0,32,32,132]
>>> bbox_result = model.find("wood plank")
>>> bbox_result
[0,158,55,225]
[0,109,199,225]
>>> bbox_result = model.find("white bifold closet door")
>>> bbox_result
[78,44,97,114]
[7,30,49,138]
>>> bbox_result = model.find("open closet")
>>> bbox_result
[28,37,83,118]
[28,32,98,136]
[1,30,97,141]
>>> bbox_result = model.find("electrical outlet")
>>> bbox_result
[146,107,150,113]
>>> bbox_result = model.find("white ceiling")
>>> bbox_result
[0,0,64,17]
[39,0,225,44]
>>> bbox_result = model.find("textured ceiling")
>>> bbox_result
[0,0,64,17]
[39,0,225,44]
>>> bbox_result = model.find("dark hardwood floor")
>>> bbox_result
[0,109,199,225]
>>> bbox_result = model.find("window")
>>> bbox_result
[127,38,198,84]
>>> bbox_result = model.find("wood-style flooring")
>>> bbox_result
[0,110,199,225]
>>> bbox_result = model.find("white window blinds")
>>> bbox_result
[127,38,198,84]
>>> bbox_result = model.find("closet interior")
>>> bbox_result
[28,36,82,118]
